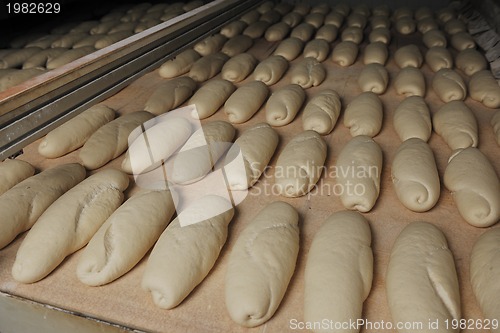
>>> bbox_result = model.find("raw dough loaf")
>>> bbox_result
[324,11,344,28]
[290,23,315,42]
[343,92,383,137]
[143,195,233,309]
[290,57,326,89]
[370,15,390,29]
[393,96,432,142]
[392,7,412,20]
[386,222,461,333]
[455,48,487,76]
[22,48,66,69]
[372,4,390,17]
[273,37,304,61]
[0,47,42,69]
[369,27,391,44]
[188,79,235,119]
[395,17,416,35]
[437,7,455,23]
[444,148,500,227]
[331,41,358,67]
[293,2,310,15]
[0,159,35,197]
[144,77,197,115]
[94,31,133,49]
[0,68,45,92]
[417,17,439,34]
[224,81,268,123]
[394,44,423,68]
[431,68,467,102]
[310,3,330,15]
[275,130,327,197]
[253,55,289,85]
[358,63,388,94]
[492,111,500,146]
[243,21,271,39]
[158,49,201,78]
[282,12,303,28]
[422,29,447,48]
[79,111,154,170]
[73,35,107,48]
[274,2,293,15]
[221,53,257,82]
[220,20,247,38]
[425,46,453,72]
[25,34,63,49]
[225,201,299,327]
[303,39,330,62]
[239,10,260,25]
[346,13,367,29]
[469,70,500,108]
[224,123,278,190]
[451,31,476,51]
[38,105,115,158]
[304,211,373,332]
[335,135,382,212]
[392,138,440,212]
[470,228,500,333]
[266,84,305,126]
[341,27,363,44]
[188,52,229,82]
[193,34,227,56]
[52,33,89,48]
[12,169,129,283]
[77,189,176,286]
[304,13,325,29]
[46,46,96,69]
[444,18,466,35]
[302,89,342,135]
[220,35,253,57]
[107,22,136,35]
[394,67,426,97]
[264,22,291,42]
[315,24,338,42]
[333,3,349,17]
[363,42,388,65]
[260,10,281,24]
[433,101,478,150]
[415,7,433,21]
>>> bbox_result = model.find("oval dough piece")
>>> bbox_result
[394,67,426,97]
[79,111,154,170]
[224,81,269,123]
[444,148,500,227]
[324,11,344,28]
[371,15,390,30]
[290,23,315,42]
[221,53,257,83]
[343,92,383,137]
[264,22,291,42]
[302,89,341,135]
[38,105,115,158]
[274,2,293,15]
[144,76,197,115]
[275,130,327,197]
[333,3,349,17]
[225,201,299,327]
[431,68,467,102]
[0,68,46,92]
[260,10,281,24]
[422,29,447,48]
[158,49,201,79]
[0,159,35,197]
[491,111,500,146]
[469,70,500,108]
[394,44,423,68]
[304,13,324,29]
[393,96,432,142]
[415,7,433,21]
[395,17,416,35]
[77,189,176,286]
[346,12,367,29]
[22,48,67,69]
[12,169,129,283]
[193,34,227,56]
[451,31,476,51]
[455,48,487,76]
[273,37,304,61]
[386,222,461,333]
[304,211,373,332]
[282,12,303,28]
[310,3,329,15]
[188,52,229,82]
[425,46,453,72]
[437,7,455,24]
[363,42,388,65]
[417,17,439,34]
[95,31,133,49]
[0,47,42,69]
[341,27,363,44]
[315,24,338,42]
[433,101,478,150]
[224,123,279,190]
[243,21,271,39]
[46,46,96,69]
[239,10,260,25]
[220,20,247,38]
[369,27,391,44]
[188,79,236,119]
[331,41,358,67]
[25,34,63,49]
[303,39,330,62]
[358,63,388,94]
[290,57,326,89]
[335,135,382,212]
[266,84,305,127]
[253,55,289,85]
[372,5,390,17]
[444,18,466,35]
[393,7,412,20]
[221,34,253,57]
[392,138,440,212]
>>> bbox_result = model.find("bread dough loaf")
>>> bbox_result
[275,130,327,197]
[358,63,388,94]
[437,7,455,23]
[159,49,201,79]
[80,111,154,170]
[444,18,466,35]
[470,228,500,333]
[331,41,358,67]
[290,57,326,88]
[0,47,42,69]
[492,111,500,146]
[394,67,426,97]
[346,13,367,29]
[144,76,197,115]
[73,35,106,49]
[392,138,440,212]
[395,17,416,35]
[304,13,325,29]
[370,15,390,29]
[264,22,291,42]
[243,21,271,39]
[239,10,260,25]
[51,33,87,48]
[369,27,391,44]
[193,34,227,56]
[310,3,329,15]
[363,42,388,65]
[273,37,304,61]
[422,29,447,48]
[224,81,268,123]
[189,52,229,82]
[253,55,289,85]
[302,89,342,135]
[224,123,278,190]
[12,169,129,283]
[282,12,303,28]
[22,48,66,69]
[266,84,305,126]
[431,68,467,102]
[25,34,63,49]
[0,159,35,197]
[425,46,453,72]
[444,148,500,227]
[46,46,96,69]
[469,70,500,108]
[274,2,292,15]
[290,23,315,42]
[455,48,487,76]
[394,44,423,68]
[341,27,363,44]
[386,222,461,333]
[221,53,257,83]
[333,3,349,16]
[225,201,299,327]
[393,96,432,142]
[324,11,344,28]
[417,17,439,34]
[221,34,253,57]
[451,31,476,51]
[188,79,235,119]
[95,31,133,49]
[433,101,478,150]
[304,211,373,332]
[303,39,330,62]
[107,22,136,34]
[220,20,247,38]
[315,24,338,43]
[38,105,115,158]
[77,189,176,286]
[344,92,383,137]
[260,10,281,24]
[0,68,45,92]
[415,7,433,20]
[373,4,390,17]
[393,7,412,20]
